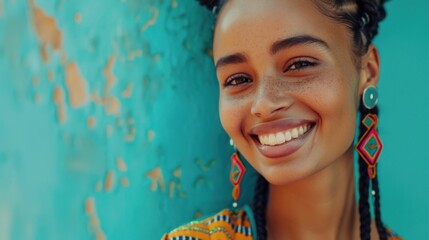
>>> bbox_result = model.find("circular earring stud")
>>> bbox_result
[362,86,378,109]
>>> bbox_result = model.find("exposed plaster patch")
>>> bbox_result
[121,83,133,98]
[87,116,96,129]
[29,0,63,63]
[104,170,115,191]
[103,56,116,92]
[116,157,127,172]
[104,96,121,116]
[120,177,129,187]
[53,86,67,123]
[102,56,121,116]
[74,12,81,24]
[84,197,106,240]
[141,7,159,32]
[65,62,89,108]
[147,130,155,141]
[146,167,165,191]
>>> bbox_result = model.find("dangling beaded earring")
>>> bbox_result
[229,139,246,208]
[356,86,383,179]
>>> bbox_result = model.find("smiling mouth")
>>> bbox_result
[256,123,314,146]
[251,122,316,147]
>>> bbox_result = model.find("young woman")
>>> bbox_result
[163,0,401,239]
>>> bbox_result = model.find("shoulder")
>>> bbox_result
[162,206,255,240]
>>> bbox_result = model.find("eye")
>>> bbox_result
[224,73,252,87]
[284,58,317,72]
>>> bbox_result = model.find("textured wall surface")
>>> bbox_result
[0,0,428,239]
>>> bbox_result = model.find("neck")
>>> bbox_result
[266,148,360,240]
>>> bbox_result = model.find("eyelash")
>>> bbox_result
[283,58,317,72]
[224,58,317,87]
[224,73,252,87]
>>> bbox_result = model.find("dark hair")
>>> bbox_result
[198,1,388,239]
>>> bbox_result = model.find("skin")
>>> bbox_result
[213,0,381,239]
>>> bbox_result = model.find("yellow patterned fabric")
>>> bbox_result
[162,205,401,240]
[162,207,254,240]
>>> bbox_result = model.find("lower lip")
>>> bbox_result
[254,125,315,159]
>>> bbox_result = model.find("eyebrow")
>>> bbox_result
[271,35,329,55]
[215,35,329,69]
[215,53,247,70]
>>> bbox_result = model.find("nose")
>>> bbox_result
[250,76,293,119]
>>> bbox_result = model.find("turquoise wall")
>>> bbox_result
[0,0,427,239]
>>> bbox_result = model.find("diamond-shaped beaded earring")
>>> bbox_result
[229,139,246,208]
[356,86,382,179]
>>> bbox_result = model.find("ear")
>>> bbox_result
[359,45,380,94]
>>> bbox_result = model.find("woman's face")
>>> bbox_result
[214,0,374,185]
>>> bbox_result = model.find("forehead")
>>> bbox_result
[213,0,352,61]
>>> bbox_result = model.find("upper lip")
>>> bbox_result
[249,118,315,136]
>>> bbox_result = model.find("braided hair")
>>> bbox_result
[198,1,388,239]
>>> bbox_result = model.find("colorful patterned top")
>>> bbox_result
[162,205,401,240]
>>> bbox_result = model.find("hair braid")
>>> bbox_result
[252,174,269,240]
[372,173,388,239]
[357,0,388,48]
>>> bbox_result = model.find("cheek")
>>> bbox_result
[312,74,359,147]
[219,96,244,139]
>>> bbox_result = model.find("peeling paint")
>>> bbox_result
[141,7,159,32]
[74,12,81,23]
[120,177,129,187]
[103,56,116,92]
[146,167,165,192]
[121,83,133,98]
[104,170,114,192]
[104,96,121,116]
[84,197,106,240]
[173,168,181,178]
[102,56,121,115]
[87,116,96,129]
[116,157,127,172]
[30,0,63,62]
[147,130,155,141]
[195,159,216,172]
[85,197,95,215]
[53,86,67,123]
[65,62,89,108]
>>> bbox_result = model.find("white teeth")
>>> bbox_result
[268,134,276,146]
[291,128,299,138]
[285,131,292,141]
[298,126,304,135]
[276,132,286,144]
[257,123,312,146]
